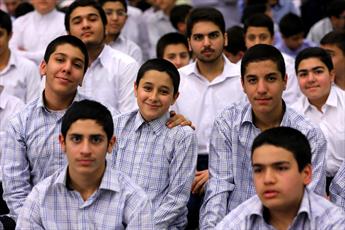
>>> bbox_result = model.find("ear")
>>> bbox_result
[302,164,312,185]
[241,78,247,94]
[283,74,288,90]
[8,32,13,40]
[59,134,66,154]
[188,38,192,52]
[224,32,228,47]
[134,81,138,98]
[107,136,116,153]
[171,92,179,105]
[329,69,336,83]
[39,60,47,76]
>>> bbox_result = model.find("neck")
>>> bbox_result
[268,200,301,230]
[335,76,345,90]
[87,43,105,65]
[253,101,284,131]
[0,48,10,71]
[68,165,105,201]
[196,56,224,82]
[43,89,76,111]
[105,33,119,45]
[308,94,329,112]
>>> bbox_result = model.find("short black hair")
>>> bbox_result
[241,44,285,80]
[244,13,274,37]
[169,4,192,31]
[241,3,269,24]
[279,13,304,38]
[320,31,345,55]
[0,10,12,34]
[14,2,34,18]
[186,7,225,38]
[65,0,107,32]
[251,127,312,172]
[225,25,246,55]
[136,58,180,95]
[156,32,189,58]
[98,0,127,12]
[327,0,345,17]
[61,99,114,142]
[295,47,334,73]
[44,35,89,74]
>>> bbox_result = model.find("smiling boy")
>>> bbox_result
[112,58,197,229]
[216,127,345,229]
[16,100,154,229]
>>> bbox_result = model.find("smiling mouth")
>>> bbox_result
[263,190,279,198]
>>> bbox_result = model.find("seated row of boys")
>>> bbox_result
[1,4,344,230]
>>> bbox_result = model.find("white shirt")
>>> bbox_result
[9,9,66,64]
[282,52,302,106]
[109,35,143,64]
[307,17,333,45]
[172,57,246,155]
[0,51,41,103]
[291,85,345,176]
[79,45,138,114]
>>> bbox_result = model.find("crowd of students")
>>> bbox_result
[0,0,344,229]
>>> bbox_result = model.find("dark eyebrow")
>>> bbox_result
[252,161,290,167]
[297,66,325,74]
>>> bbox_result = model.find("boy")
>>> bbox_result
[0,10,41,104]
[169,4,192,35]
[1,35,89,221]
[276,13,315,58]
[320,31,345,90]
[224,25,246,64]
[99,0,143,63]
[292,47,345,190]
[216,127,345,229]
[200,44,326,229]
[112,58,197,229]
[16,99,155,229]
[156,32,190,69]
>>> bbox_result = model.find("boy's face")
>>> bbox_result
[297,57,334,106]
[283,32,304,51]
[59,119,115,178]
[163,43,190,69]
[242,60,286,117]
[134,70,178,122]
[40,43,85,98]
[5,0,21,16]
[103,1,127,36]
[245,27,273,49]
[0,28,11,57]
[330,11,345,31]
[189,21,227,64]
[321,44,345,80]
[252,144,311,212]
[156,0,176,12]
[31,0,57,15]
[68,6,105,47]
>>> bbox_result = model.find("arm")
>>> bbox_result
[126,194,155,230]
[154,129,197,229]
[15,187,44,229]
[199,117,236,229]
[1,116,32,220]
[330,161,345,211]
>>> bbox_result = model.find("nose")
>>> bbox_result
[62,61,72,73]
[256,79,267,94]
[148,90,159,101]
[80,140,92,156]
[174,56,182,68]
[306,72,316,82]
[203,36,211,46]
[263,168,276,184]
[81,18,90,29]
[110,12,119,20]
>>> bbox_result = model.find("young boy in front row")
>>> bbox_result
[112,58,197,229]
[16,99,155,229]
[216,127,345,229]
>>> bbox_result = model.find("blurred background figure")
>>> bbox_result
[224,25,246,64]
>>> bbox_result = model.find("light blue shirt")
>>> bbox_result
[216,188,345,229]
[330,160,345,211]
[16,164,155,229]
[112,110,198,229]
[200,101,327,229]
[1,92,87,219]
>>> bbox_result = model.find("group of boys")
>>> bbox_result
[1,0,345,229]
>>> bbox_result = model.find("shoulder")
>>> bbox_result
[12,52,38,70]
[285,107,319,133]
[104,45,138,66]
[13,12,33,25]
[215,101,249,127]
[29,169,63,199]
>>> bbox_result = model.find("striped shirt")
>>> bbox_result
[200,101,327,229]
[112,110,198,229]
[330,160,345,211]
[16,165,155,229]
[216,188,345,229]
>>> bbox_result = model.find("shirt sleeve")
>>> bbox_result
[330,161,345,211]
[25,61,42,103]
[199,116,236,229]
[153,129,197,229]
[15,186,44,229]
[1,116,32,220]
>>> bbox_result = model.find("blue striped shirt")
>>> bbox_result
[1,92,87,219]
[330,160,345,211]
[16,164,155,229]
[200,101,327,229]
[216,188,345,229]
[112,110,198,229]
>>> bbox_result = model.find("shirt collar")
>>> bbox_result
[300,87,337,113]
[134,110,169,135]
[33,8,58,19]
[35,90,85,111]
[93,45,113,70]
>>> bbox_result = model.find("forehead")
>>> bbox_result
[297,57,327,70]
[191,21,221,34]
[321,44,345,55]
[68,119,105,134]
[50,43,85,61]
[141,70,174,86]
[246,26,271,35]
[70,6,101,19]
[102,1,125,9]
[244,59,280,76]
[252,144,295,165]
[164,43,188,54]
